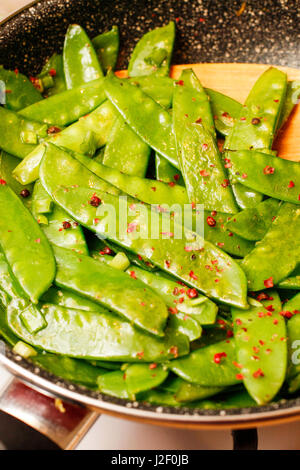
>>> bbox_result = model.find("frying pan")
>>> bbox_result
[1,0,300,449]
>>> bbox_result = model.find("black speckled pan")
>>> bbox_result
[1,0,300,428]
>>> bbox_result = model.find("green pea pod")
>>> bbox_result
[178,123,238,213]
[205,88,242,137]
[277,80,300,131]
[224,67,287,209]
[170,339,240,387]
[155,153,184,185]
[32,180,88,255]
[232,291,287,405]
[0,107,48,159]
[13,100,118,185]
[278,265,300,290]
[173,69,216,141]
[125,266,218,325]
[0,66,42,111]
[97,370,130,399]
[128,22,175,77]
[168,313,202,341]
[0,183,55,303]
[92,26,119,72]
[201,210,254,257]
[187,389,258,409]
[225,198,281,241]
[103,115,151,177]
[19,77,106,127]
[63,24,103,89]
[104,74,178,168]
[53,245,168,337]
[0,247,26,301]
[7,302,189,361]
[241,203,300,291]
[130,76,174,108]
[283,293,300,393]
[38,53,66,96]
[0,151,33,203]
[125,363,169,397]
[229,149,300,204]
[74,151,188,205]
[41,286,103,312]
[174,381,224,403]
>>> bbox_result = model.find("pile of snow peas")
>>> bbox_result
[1,21,300,409]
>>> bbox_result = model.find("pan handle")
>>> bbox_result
[0,374,99,450]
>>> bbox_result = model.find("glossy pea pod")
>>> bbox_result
[0,151,33,204]
[129,76,174,109]
[41,286,104,313]
[228,149,300,204]
[155,153,184,185]
[205,88,242,137]
[63,24,103,89]
[241,202,300,291]
[38,53,66,96]
[128,22,175,77]
[282,293,300,393]
[32,180,88,255]
[225,198,281,241]
[278,265,300,290]
[0,66,42,111]
[0,182,55,303]
[40,146,248,309]
[53,245,169,337]
[232,291,287,404]
[92,26,119,73]
[276,80,300,131]
[224,67,287,209]
[7,301,189,362]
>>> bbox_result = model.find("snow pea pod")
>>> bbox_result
[40,146,248,308]
[102,115,151,177]
[168,313,202,341]
[205,88,242,137]
[177,123,238,213]
[226,198,281,241]
[241,202,300,291]
[128,22,175,77]
[32,180,88,255]
[13,100,118,185]
[53,245,168,337]
[155,153,184,185]
[174,381,224,403]
[228,150,300,204]
[170,339,240,387]
[92,26,119,73]
[97,370,130,399]
[104,74,178,168]
[278,265,300,290]
[187,389,257,410]
[0,66,42,110]
[0,107,48,159]
[63,24,103,89]
[41,286,103,313]
[0,247,27,301]
[224,67,287,209]
[74,151,188,205]
[125,363,169,397]
[277,80,300,130]
[129,76,174,108]
[19,77,106,127]
[38,53,66,96]
[283,293,300,393]
[0,151,33,203]
[0,183,55,303]
[232,291,287,405]
[7,302,189,361]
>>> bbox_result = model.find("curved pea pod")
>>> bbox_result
[42,180,248,308]
[19,77,106,127]
[155,153,184,185]
[0,107,48,159]
[104,74,178,168]
[13,101,118,185]
[128,22,175,77]
[241,202,300,291]
[130,76,174,109]
[277,80,300,131]
[7,302,189,361]
[174,381,224,403]
[97,370,130,399]
[224,67,287,209]
[103,115,151,177]
[125,266,217,325]
[201,210,254,257]
[177,123,238,213]
[225,198,281,241]
[189,389,258,410]
[74,152,188,205]
[170,339,240,387]
[0,247,27,301]
[173,69,215,141]
[0,66,42,110]
[41,286,103,312]
[278,265,300,290]
[205,88,242,137]
[63,24,103,90]
[0,152,33,203]
[168,313,202,341]
[229,150,300,204]
[32,180,88,255]
[0,183,55,303]
[92,26,119,72]
[281,293,300,393]
[232,291,287,405]
[125,363,169,397]
[38,53,66,96]
[53,245,169,336]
